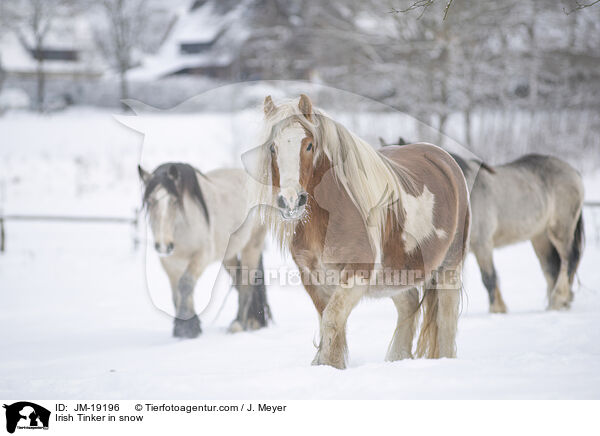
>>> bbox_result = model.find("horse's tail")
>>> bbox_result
[568,210,584,283]
[415,289,439,358]
[247,254,272,327]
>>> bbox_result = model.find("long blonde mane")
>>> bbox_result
[253,97,417,258]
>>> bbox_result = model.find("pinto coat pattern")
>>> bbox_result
[250,95,471,368]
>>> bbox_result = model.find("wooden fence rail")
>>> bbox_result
[1,203,599,253]
[0,212,140,253]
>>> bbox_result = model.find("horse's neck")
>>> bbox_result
[180,193,210,233]
[297,157,373,263]
[293,158,333,251]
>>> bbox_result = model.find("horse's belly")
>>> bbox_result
[493,214,548,247]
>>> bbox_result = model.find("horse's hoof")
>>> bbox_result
[489,301,507,314]
[489,306,507,314]
[245,318,263,331]
[548,301,571,311]
[227,320,244,333]
[228,317,266,333]
[173,315,201,338]
[385,350,413,362]
[311,351,346,369]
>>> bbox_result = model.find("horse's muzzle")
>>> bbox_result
[155,242,174,256]
[277,191,307,220]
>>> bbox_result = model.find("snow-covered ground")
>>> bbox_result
[1,109,599,399]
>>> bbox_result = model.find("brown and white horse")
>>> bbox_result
[248,95,471,368]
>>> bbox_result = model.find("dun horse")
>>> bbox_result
[380,138,585,312]
[138,163,270,337]
[451,154,584,312]
[249,95,470,368]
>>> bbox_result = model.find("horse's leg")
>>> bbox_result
[223,255,246,333]
[162,261,183,312]
[473,246,507,313]
[436,282,461,358]
[303,283,329,318]
[386,287,419,361]
[173,254,207,338]
[546,227,575,310]
[531,234,560,301]
[416,274,461,359]
[312,283,367,369]
[232,229,268,332]
[160,258,198,338]
[295,257,329,318]
[418,201,468,360]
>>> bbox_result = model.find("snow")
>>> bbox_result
[1,109,599,399]
[0,88,30,110]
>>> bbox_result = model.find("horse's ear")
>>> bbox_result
[138,165,151,184]
[298,94,313,121]
[378,137,386,147]
[264,95,276,116]
[168,164,179,181]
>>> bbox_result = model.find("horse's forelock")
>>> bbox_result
[142,163,209,223]
[143,168,180,208]
[262,98,318,143]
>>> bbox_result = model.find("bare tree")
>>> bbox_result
[390,0,456,20]
[93,0,161,107]
[0,0,9,96]
[4,0,77,111]
[564,0,600,14]
[392,0,599,18]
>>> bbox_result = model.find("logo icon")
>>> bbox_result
[3,402,50,434]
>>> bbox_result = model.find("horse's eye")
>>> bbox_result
[307,142,313,151]
[270,144,276,153]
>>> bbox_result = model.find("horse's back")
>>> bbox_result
[202,167,264,253]
[471,153,583,248]
[506,154,583,197]
[380,142,466,180]
[380,143,469,210]
[206,167,248,189]
[379,143,470,272]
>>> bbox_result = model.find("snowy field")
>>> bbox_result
[1,109,600,399]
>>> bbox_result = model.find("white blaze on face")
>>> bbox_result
[275,124,305,206]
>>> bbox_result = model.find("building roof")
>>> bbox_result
[0,16,105,76]
[129,0,249,80]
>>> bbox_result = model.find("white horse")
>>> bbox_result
[138,162,270,337]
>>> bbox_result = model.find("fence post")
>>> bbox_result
[1,217,5,253]
[132,208,140,252]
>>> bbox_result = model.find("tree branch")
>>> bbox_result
[390,0,455,20]
[563,0,600,15]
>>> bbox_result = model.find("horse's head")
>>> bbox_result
[138,163,183,256]
[261,94,319,221]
